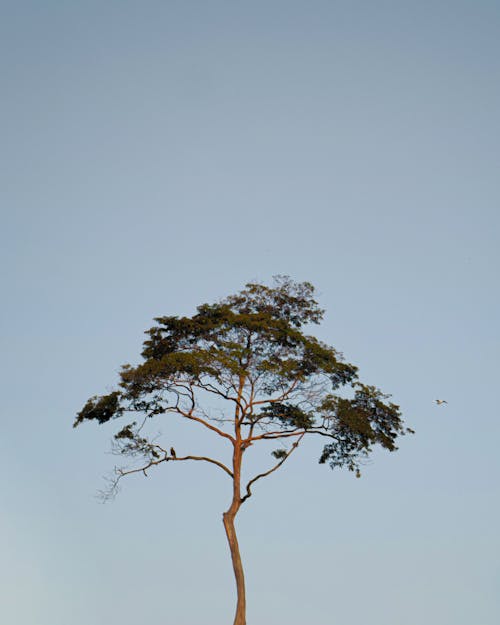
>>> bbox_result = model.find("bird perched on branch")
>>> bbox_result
[170,447,176,458]
[435,399,448,405]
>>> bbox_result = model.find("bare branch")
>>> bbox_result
[99,456,168,501]
[99,450,233,501]
[248,425,337,443]
[163,405,236,443]
[181,411,236,443]
[248,429,304,442]
[173,455,233,477]
[194,378,241,406]
[248,377,300,409]
[241,433,305,504]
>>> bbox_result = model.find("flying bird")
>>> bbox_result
[170,447,176,458]
[435,399,448,405]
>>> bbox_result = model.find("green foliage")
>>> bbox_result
[318,384,409,472]
[74,391,122,427]
[114,423,136,440]
[271,449,288,460]
[74,276,411,477]
[260,402,315,429]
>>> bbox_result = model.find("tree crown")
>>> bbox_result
[75,276,411,492]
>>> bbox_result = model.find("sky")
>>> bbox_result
[1,1,499,623]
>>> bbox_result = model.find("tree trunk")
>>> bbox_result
[223,508,246,625]
[224,374,246,625]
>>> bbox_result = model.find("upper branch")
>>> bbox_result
[193,378,243,410]
[248,377,301,409]
[166,405,236,443]
[248,429,304,442]
[248,426,335,443]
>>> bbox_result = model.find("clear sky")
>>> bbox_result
[1,1,499,624]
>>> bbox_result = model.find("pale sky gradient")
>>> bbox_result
[1,2,499,624]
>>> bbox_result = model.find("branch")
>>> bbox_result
[99,456,168,501]
[249,377,300,409]
[173,455,233,477]
[100,451,233,501]
[240,433,305,504]
[249,429,304,442]
[165,406,236,443]
[194,378,242,409]
[248,426,336,443]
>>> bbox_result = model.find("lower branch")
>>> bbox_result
[241,433,305,504]
[100,452,232,501]
[175,455,233,477]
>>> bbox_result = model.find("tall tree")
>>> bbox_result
[74,276,412,625]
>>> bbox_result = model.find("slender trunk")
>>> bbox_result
[223,508,246,625]
[224,373,246,625]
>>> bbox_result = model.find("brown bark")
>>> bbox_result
[223,506,246,625]
[223,374,246,625]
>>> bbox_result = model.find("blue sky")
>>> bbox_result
[1,1,499,623]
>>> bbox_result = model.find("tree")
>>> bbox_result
[74,276,412,625]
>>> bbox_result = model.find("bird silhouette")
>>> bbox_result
[435,399,448,405]
[170,447,176,458]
